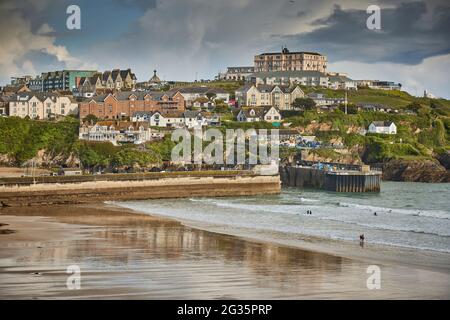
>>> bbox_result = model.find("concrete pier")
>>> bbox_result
[280,166,381,192]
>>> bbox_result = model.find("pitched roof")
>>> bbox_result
[111,69,121,81]
[9,92,58,102]
[329,75,354,82]
[370,121,395,127]
[236,84,255,93]
[183,110,202,118]
[102,71,112,81]
[149,70,161,83]
[257,84,274,93]
[239,106,276,118]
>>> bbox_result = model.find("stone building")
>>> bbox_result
[254,47,327,73]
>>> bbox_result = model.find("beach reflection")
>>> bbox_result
[1,210,449,299]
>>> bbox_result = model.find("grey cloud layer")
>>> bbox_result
[0,0,449,96]
[280,1,450,64]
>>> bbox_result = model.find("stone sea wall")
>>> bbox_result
[0,174,281,206]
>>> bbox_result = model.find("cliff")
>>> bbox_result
[382,159,450,183]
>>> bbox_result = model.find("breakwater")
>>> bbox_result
[0,171,280,206]
[280,166,381,192]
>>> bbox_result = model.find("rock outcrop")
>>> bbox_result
[436,151,450,170]
[382,159,450,183]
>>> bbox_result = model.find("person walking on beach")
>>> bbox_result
[359,234,365,247]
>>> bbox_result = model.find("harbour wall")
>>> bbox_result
[0,172,281,206]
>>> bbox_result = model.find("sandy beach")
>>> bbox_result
[0,203,449,299]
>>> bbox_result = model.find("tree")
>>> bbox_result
[206,92,217,101]
[293,98,316,110]
[213,104,229,114]
[338,103,358,114]
[83,114,99,124]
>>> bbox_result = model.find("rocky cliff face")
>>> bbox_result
[436,151,450,170]
[0,150,80,168]
[382,159,450,183]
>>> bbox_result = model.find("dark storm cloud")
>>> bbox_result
[113,0,157,10]
[279,1,450,64]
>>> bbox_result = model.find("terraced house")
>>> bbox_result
[235,84,304,110]
[79,91,185,120]
[77,69,137,94]
[8,92,78,119]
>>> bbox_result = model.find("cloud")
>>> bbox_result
[0,0,96,84]
[329,53,450,99]
[0,0,448,99]
[278,1,450,65]
[84,0,364,80]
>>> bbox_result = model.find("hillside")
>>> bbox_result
[0,87,449,181]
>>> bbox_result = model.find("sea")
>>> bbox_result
[114,182,450,254]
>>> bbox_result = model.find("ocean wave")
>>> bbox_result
[298,197,320,203]
[338,202,450,220]
[314,216,450,238]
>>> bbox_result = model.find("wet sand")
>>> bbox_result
[0,203,449,299]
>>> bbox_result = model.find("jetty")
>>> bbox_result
[280,165,381,192]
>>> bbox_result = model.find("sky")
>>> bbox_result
[0,0,449,98]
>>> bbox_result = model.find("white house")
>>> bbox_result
[132,110,209,128]
[182,111,208,128]
[368,121,397,134]
[236,106,282,123]
[328,75,358,90]
[79,121,153,145]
